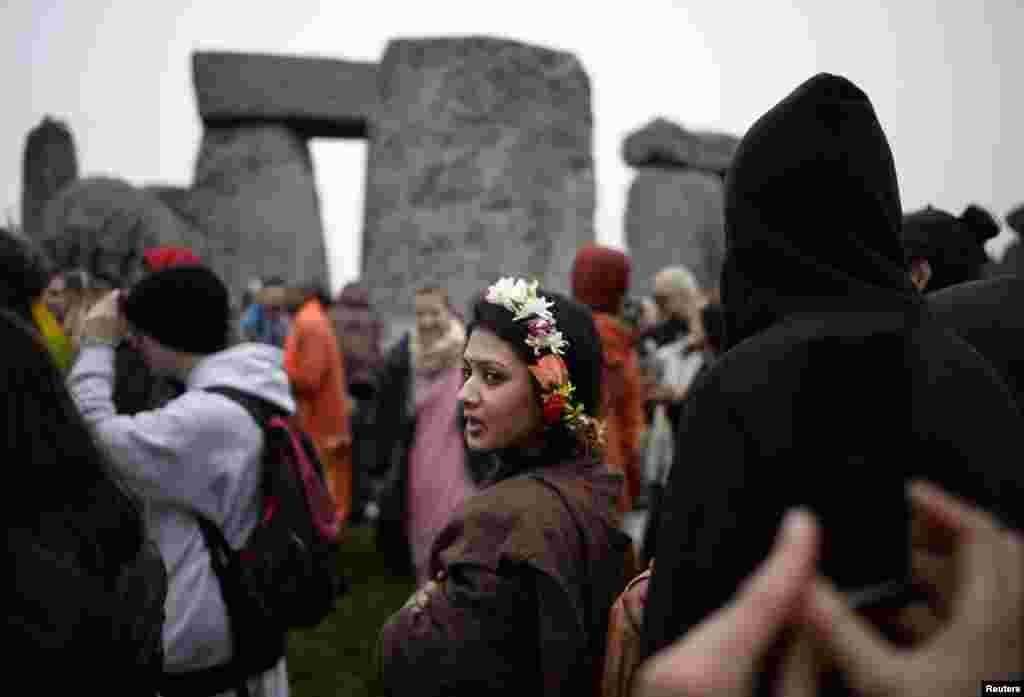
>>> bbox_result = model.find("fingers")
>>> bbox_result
[802,576,900,697]
[729,509,820,656]
[907,480,973,542]
[774,630,821,697]
[635,509,820,697]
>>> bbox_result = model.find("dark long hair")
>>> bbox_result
[2,310,145,580]
[466,287,604,467]
[1,226,54,323]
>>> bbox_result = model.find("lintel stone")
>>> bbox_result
[192,51,378,139]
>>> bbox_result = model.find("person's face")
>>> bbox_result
[653,282,696,322]
[415,291,450,343]
[459,327,544,452]
[43,276,66,320]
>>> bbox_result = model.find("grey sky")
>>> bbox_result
[5,0,1021,294]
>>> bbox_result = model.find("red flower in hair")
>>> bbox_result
[543,393,566,425]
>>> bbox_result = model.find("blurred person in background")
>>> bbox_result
[369,285,477,583]
[283,281,353,525]
[329,280,385,523]
[571,244,645,513]
[0,225,73,371]
[902,203,1000,292]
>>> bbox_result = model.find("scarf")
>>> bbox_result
[32,300,73,372]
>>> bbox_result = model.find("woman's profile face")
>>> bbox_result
[459,327,543,452]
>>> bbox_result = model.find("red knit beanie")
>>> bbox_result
[571,244,631,313]
[143,246,201,273]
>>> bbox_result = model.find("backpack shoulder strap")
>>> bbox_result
[202,385,285,427]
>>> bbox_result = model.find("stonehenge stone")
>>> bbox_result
[39,176,206,286]
[623,118,739,175]
[21,116,79,238]
[625,168,726,296]
[363,36,595,341]
[185,124,327,302]
[193,51,377,139]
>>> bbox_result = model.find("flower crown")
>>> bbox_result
[485,278,605,454]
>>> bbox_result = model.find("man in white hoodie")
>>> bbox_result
[68,265,293,697]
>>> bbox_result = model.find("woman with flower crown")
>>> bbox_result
[379,278,634,696]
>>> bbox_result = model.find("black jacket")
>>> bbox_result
[928,276,1024,409]
[641,74,1024,671]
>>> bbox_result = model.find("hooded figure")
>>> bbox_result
[640,74,1024,691]
[902,204,1000,291]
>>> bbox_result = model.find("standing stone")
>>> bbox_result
[185,125,327,303]
[622,118,738,296]
[363,37,595,342]
[39,177,206,286]
[625,169,726,296]
[22,116,79,238]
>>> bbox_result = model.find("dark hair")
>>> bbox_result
[62,268,93,291]
[1,227,54,322]
[466,288,604,460]
[903,204,1000,291]
[1,309,145,579]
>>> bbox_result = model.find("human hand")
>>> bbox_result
[803,480,1024,697]
[82,290,126,344]
[402,571,447,613]
[633,508,821,697]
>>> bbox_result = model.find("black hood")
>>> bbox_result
[721,73,921,350]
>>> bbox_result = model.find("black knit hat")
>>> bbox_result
[122,265,229,354]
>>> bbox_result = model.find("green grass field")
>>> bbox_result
[286,523,415,697]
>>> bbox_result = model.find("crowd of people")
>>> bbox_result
[5,71,1024,696]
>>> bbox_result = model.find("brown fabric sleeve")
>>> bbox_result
[379,561,539,697]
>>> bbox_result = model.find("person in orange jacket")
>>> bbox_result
[571,244,646,513]
[283,282,353,524]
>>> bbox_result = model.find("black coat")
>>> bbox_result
[928,276,1024,409]
[641,74,1024,679]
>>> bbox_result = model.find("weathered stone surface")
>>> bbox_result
[185,124,327,303]
[363,36,595,342]
[625,168,726,296]
[39,177,206,286]
[21,116,79,238]
[623,118,739,174]
[193,51,378,139]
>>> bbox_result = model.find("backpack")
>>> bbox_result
[160,385,343,697]
[600,560,654,697]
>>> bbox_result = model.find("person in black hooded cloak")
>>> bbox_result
[640,74,1024,693]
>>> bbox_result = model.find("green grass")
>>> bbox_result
[286,523,415,697]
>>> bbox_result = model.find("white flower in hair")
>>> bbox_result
[515,293,554,323]
[486,277,529,310]
[526,329,568,356]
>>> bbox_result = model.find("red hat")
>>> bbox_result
[143,246,201,273]
[571,244,631,313]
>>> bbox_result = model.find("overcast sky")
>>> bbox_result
[5,0,1021,295]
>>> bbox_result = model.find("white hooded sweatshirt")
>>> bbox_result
[68,342,296,696]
